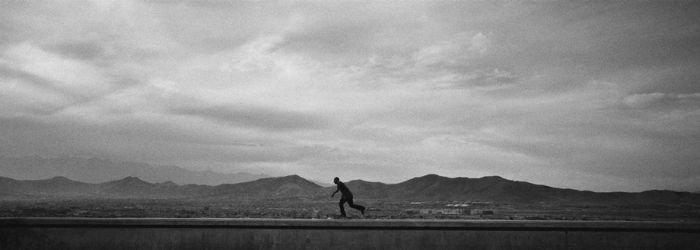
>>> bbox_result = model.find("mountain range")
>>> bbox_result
[343,174,700,205]
[0,156,268,185]
[2,174,699,206]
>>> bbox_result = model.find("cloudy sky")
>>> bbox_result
[1,1,699,192]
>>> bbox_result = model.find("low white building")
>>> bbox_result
[419,208,464,215]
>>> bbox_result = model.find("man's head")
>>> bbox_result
[333,177,339,184]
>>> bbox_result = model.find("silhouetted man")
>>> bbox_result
[331,177,366,217]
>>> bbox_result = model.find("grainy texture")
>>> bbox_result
[1,218,699,249]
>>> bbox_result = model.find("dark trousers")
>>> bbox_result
[339,196,365,217]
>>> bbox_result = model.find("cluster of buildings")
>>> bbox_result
[403,201,496,217]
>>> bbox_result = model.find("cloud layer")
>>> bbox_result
[1,0,699,191]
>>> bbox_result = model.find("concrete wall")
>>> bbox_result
[1,218,699,250]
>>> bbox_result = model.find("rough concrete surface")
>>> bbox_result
[1,218,699,249]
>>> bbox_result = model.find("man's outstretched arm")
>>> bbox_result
[331,188,339,198]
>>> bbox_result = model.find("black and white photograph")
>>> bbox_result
[1,0,699,249]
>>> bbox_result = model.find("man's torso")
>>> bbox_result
[337,182,353,198]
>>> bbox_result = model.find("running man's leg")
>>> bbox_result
[347,197,366,215]
[338,198,347,217]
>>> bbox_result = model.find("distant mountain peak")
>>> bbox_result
[271,175,320,186]
[481,175,505,179]
[280,174,304,180]
[403,174,449,183]
[107,176,150,186]
[50,176,71,181]
[264,175,322,190]
[421,174,444,178]
[479,175,509,182]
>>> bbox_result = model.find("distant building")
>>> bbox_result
[419,208,463,215]
[469,209,495,215]
[469,201,493,205]
[446,203,470,207]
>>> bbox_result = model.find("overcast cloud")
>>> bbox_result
[1,0,699,191]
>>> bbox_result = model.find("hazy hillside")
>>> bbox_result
[206,175,323,200]
[0,156,268,185]
[2,174,699,206]
[0,175,324,200]
[0,176,97,199]
[344,174,700,205]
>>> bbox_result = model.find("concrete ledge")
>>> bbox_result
[3,217,700,232]
[2,218,700,249]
